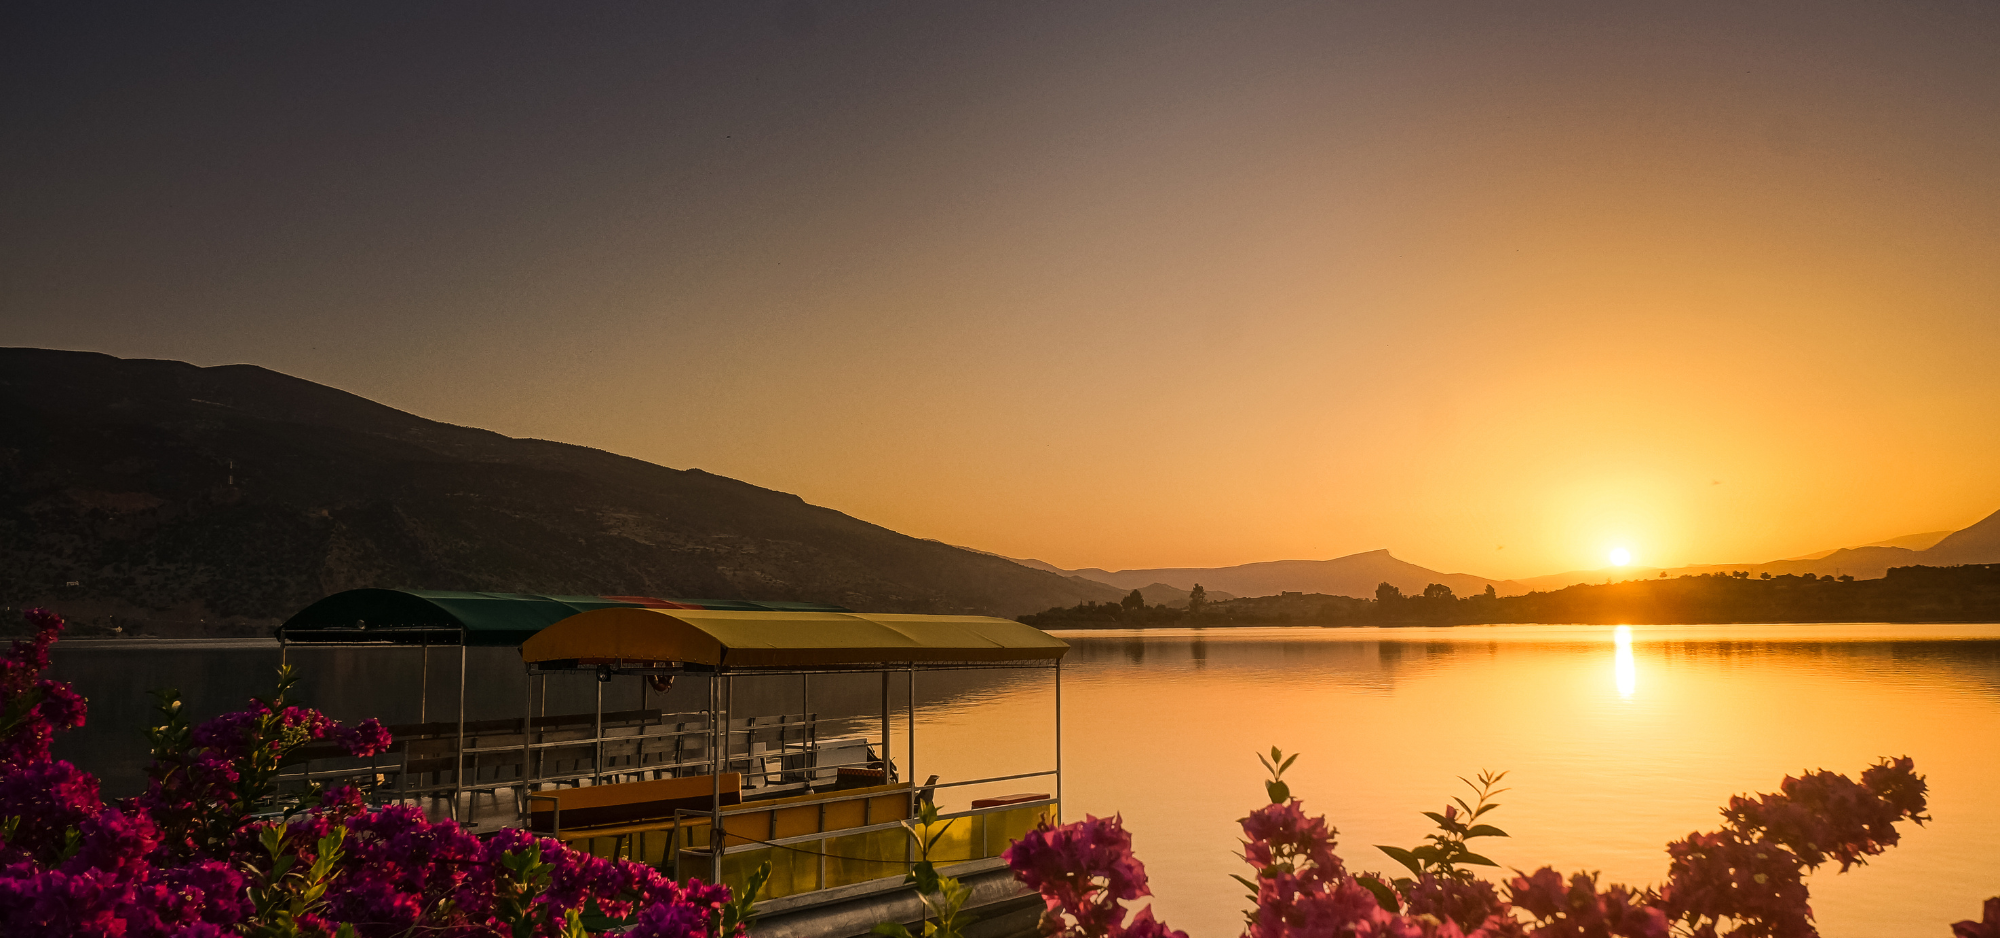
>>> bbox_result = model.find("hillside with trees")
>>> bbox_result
[0,348,1124,635]
[1018,564,2000,627]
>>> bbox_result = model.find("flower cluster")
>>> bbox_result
[0,608,742,938]
[1505,868,1663,938]
[1658,756,1931,937]
[0,608,88,767]
[1004,813,1185,938]
[1007,746,1988,938]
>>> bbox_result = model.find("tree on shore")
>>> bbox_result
[1187,583,1207,615]
[1121,589,1145,613]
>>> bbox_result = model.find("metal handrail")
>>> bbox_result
[704,797,1058,857]
[929,770,1056,790]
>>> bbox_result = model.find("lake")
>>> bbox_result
[48,622,2000,936]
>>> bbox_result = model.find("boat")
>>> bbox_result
[275,589,1068,937]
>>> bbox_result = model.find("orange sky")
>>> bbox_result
[7,3,1998,579]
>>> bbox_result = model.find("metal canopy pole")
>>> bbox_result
[709,671,724,884]
[420,644,429,725]
[1055,659,1063,823]
[454,637,467,822]
[519,667,533,821]
[879,671,891,782]
[906,667,915,802]
[593,676,604,786]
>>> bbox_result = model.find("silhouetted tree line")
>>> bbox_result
[1017,584,1371,628]
[1017,564,2000,628]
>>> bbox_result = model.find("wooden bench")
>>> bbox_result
[527,772,743,836]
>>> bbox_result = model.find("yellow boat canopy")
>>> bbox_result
[519,608,1069,670]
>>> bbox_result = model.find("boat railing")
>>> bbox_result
[270,709,865,828]
[678,793,1059,902]
[535,770,1057,901]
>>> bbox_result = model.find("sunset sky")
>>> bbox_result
[6,2,1998,579]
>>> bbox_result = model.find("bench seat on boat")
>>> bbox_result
[527,772,742,835]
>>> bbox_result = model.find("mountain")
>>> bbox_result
[1782,530,1954,560]
[1511,518,2000,592]
[1034,513,2000,604]
[0,348,1124,632]
[1921,509,2000,566]
[1134,582,1237,606]
[1030,550,1522,601]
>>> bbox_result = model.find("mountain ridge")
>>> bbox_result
[1509,515,2000,592]
[1033,517,2000,602]
[1026,549,1524,601]
[0,348,1124,631]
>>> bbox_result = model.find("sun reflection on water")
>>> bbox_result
[1613,625,1636,698]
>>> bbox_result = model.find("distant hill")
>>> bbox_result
[1922,509,2000,566]
[1511,514,2000,592]
[0,348,1124,633]
[1782,530,1953,560]
[1134,582,1236,606]
[1026,565,2000,627]
[1027,550,1522,601]
[1028,512,2000,605]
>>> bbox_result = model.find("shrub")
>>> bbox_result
[1005,745,1996,938]
[0,608,741,937]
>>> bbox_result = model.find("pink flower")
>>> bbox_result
[0,609,87,767]
[1005,815,1182,938]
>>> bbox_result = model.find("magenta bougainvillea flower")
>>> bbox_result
[1004,812,1185,938]
[0,609,740,938]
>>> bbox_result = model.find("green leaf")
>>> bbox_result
[1280,753,1299,773]
[1422,811,1448,826]
[1464,825,1508,839]
[1266,779,1290,804]
[910,860,942,894]
[1409,845,1444,862]
[1457,852,1499,867]
[873,924,914,938]
[1376,845,1423,877]
[1231,873,1260,892]
[1355,874,1399,912]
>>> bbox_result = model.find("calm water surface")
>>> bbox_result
[49,623,2000,936]
[914,624,2000,937]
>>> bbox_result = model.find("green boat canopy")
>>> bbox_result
[278,589,852,647]
[520,608,1070,670]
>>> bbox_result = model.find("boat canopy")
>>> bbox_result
[520,608,1069,670]
[278,589,852,647]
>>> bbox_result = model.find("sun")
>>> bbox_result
[1609,547,1632,567]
